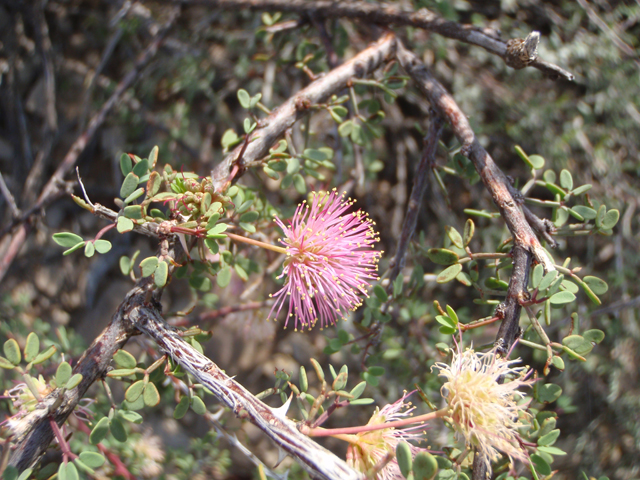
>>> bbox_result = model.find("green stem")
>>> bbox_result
[226,232,287,255]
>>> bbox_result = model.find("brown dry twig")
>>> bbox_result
[175,0,574,80]
[0,8,180,283]
[210,32,398,191]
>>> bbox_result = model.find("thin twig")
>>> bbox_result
[210,32,398,191]
[396,40,555,274]
[0,172,20,218]
[0,9,180,283]
[386,114,444,292]
[174,0,574,80]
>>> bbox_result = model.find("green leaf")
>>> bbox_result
[571,205,597,220]
[90,417,110,445]
[144,382,161,407]
[53,232,84,248]
[109,417,127,442]
[293,173,306,194]
[66,373,83,389]
[123,187,145,204]
[373,284,388,302]
[140,257,159,277]
[107,368,137,377]
[583,276,608,295]
[237,89,251,109]
[536,383,562,403]
[349,381,366,399]
[174,395,190,419]
[120,153,132,176]
[583,329,605,344]
[570,184,592,196]
[249,93,262,108]
[560,279,579,294]
[217,266,232,287]
[538,270,559,291]
[239,211,259,223]
[31,345,56,365]
[595,204,606,228]
[412,451,438,480]
[24,332,39,363]
[444,305,458,324]
[154,260,168,287]
[189,275,212,291]
[63,241,86,256]
[549,291,576,305]
[368,366,385,376]
[116,216,134,233]
[132,158,149,177]
[601,209,620,230]
[4,339,21,365]
[125,380,145,402]
[16,468,34,480]
[0,356,15,369]
[119,410,143,423]
[191,395,207,415]
[113,349,136,369]
[79,451,106,469]
[396,442,413,478]
[559,169,573,190]
[427,248,459,265]
[531,453,552,475]
[349,397,375,406]
[65,462,79,480]
[562,335,593,355]
[463,219,474,246]
[84,242,95,257]
[551,355,565,371]
[221,129,239,149]
[207,223,229,238]
[538,429,561,446]
[445,226,463,249]
[436,315,457,329]
[393,273,404,298]
[94,239,112,254]
[120,172,139,198]
[338,120,353,137]
[437,264,462,283]
[537,446,567,456]
[234,264,248,281]
[124,205,144,219]
[243,118,255,134]
[531,264,543,288]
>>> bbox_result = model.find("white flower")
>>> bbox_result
[431,347,534,471]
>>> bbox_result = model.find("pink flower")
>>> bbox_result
[269,189,381,330]
[346,392,427,480]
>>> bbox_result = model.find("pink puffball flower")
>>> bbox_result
[346,392,427,480]
[269,189,381,330]
[431,346,534,472]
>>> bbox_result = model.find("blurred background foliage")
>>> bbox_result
[0,0,638,479]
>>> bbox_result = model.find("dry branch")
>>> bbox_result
[0,9,179,283]
[386,114,443,290]
[8,275,161,471]
[175,0,574,81]
[210,32,398,191]
[135,306,364,480]
[396,40,554,276]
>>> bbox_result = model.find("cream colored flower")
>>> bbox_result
[346,392,426,480]
[431,347,534,471]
